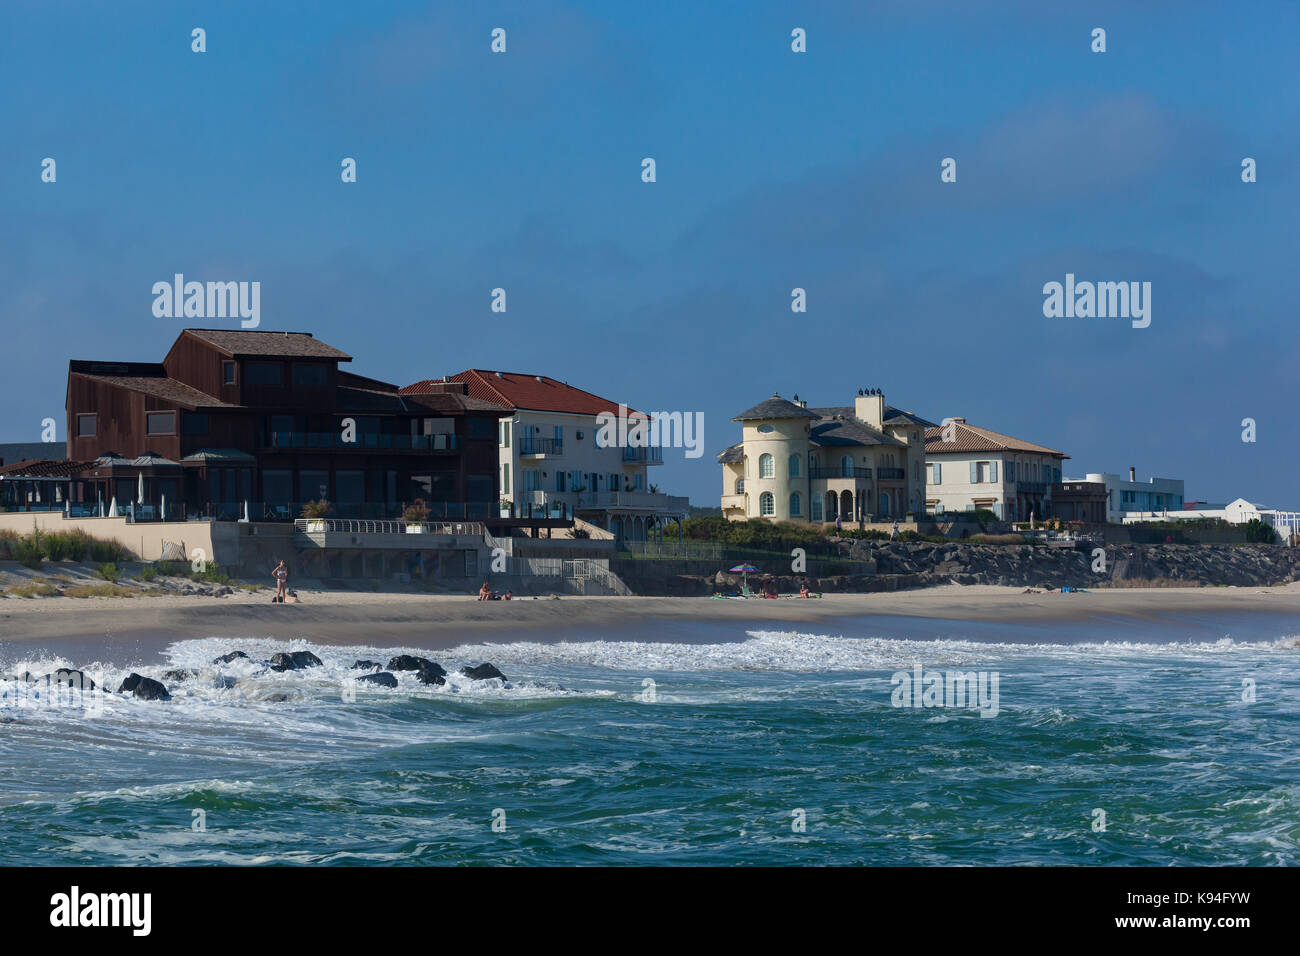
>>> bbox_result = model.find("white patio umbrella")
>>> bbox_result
[137,471,144,505]
[161,493,166,521]
[108,496,118,517]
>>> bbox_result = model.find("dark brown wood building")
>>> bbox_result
[1,329,507,520]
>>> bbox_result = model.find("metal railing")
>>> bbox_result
[877,467,906,480]
[294,518,484,536]
[519,438,562,456]
[809,466,871,479]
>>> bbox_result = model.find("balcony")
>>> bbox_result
[518,489,687,515]
[877,467,906,480]
[519,438,562,456]
[263,432,457,452]
[810,466,871,480]
[1016,481,1048,495]
[622,446,664,464]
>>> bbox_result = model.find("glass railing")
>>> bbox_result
[264,432,457,451]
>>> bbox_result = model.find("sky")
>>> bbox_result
[1,0,1297,508]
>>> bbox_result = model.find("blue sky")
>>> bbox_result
[2,0,1297,507]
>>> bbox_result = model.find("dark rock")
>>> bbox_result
[461,663,507,681]
[117,673,171,701]
[387,654,436,672]
[268,650,323,672]
[213,651,248,665]
[356,672,398,688]
[43,669,99,691]
[351,660,382,671]
[415,663,446,686]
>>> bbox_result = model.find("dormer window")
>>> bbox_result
[222,361,236,385]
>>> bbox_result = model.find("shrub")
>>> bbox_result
[300,499,333,519]
[402,498,430,523]
[138,563,158,582]
[4,582,59,598]
[12,537,44,569]
[94,562,121,582]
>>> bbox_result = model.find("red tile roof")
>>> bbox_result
[403,370,640,417]
[924,420,1067,457]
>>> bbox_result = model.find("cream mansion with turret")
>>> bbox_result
[717,389,933,524]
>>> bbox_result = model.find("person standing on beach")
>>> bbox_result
[835,513,842,534]
[273,560,288,603]
[891,520,899,541]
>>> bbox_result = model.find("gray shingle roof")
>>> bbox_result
[732,394,821,421]
[807,409,906,448]
[717,443,744,464]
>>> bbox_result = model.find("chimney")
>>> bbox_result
[855,389,885,429]
[1129,467,1136,482]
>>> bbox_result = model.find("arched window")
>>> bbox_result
[759,454,774,478]
[735,477,744,494]
[760,492,775,516]
[788,454,801,478]
[840,455,854,478]
[789,492,801,516]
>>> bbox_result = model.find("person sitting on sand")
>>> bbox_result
[503,590,513,601]
[799,584,810,599]
[273,560,288,603]
[478,581,492,601]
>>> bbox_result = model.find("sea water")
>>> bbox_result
[1,613,1297,865]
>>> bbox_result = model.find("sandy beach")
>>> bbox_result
[4,582,1299,650]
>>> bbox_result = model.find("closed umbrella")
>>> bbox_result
[108,496,118,517]
[137,471,144,505]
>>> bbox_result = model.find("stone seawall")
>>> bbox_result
[616,542,1300,596]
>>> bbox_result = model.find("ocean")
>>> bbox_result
[2,611,1298,866]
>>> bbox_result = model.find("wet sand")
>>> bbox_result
[3,583,1299,657]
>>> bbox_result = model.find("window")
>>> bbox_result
[467,417,494,440]
[840,455,854,478]
[501,463,510,494]
[146,411,176,436]
[735,478,744,493]
[760,492,775,516]
[556,471,566,492]
[262,469,292,504]
[759,454,774,478]
[77,414,96,437]
[633,473,643,491]
[929,462,942,485]
[788,454,801,478]
[609,473,619,491]
[246,362,282,385]
[182,413,208,436]
[523,470,540,492]
[811,496,823,521]
[222,361,236,385]
[500,422,510,448]
[300,470,329,503]
[757,424,774,433]
[789,492,801,516]
[467,475,494,501]
[292,363,328,386]
[335,470,365,503]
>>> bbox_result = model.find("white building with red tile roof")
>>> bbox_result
[923,418,1068,521]
[400,371,687,541]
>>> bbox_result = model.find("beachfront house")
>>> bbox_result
[717,389,932,524]
[0,329,508,521]
[401,370,688,542]
[1063,468,1185,523]
[922,418,1068,522]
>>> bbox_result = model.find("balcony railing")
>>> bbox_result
[519,438,562,456]
[264,432,457,451]
[1016,481,1048,495]
[622,446,664,463]
[810,466,871,480]
[877,467,906,480]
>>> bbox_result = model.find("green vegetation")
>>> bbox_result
[0,527,131,566]
[1243,519,1278,544]
[149,559,236,586]
[63,583,137,599]
[93,562,121,582]
[3,581,60,598]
